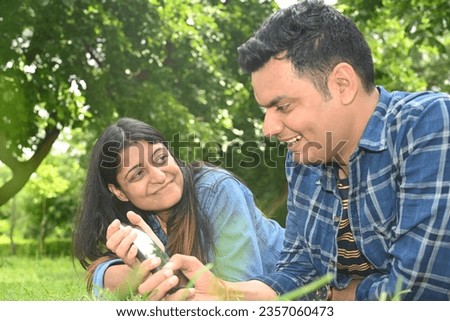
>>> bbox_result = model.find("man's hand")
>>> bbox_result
[164,254,242,301]
[329,279,361,301]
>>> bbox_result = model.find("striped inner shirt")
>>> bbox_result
[336,176,376,278]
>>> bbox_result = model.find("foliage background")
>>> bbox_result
[0,0,449,261]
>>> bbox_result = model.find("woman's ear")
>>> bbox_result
[330,62,358,105]
[108,184,129,202]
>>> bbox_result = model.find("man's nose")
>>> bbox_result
[263,108,283,137]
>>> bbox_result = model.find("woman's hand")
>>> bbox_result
[106,256,162,298]
[126,211,165,250]
[105,211,165,266]
[104,211,189,299]
[106,219,139,266]
[134,264,193,301]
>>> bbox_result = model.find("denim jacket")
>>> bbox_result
[92,167,284,294]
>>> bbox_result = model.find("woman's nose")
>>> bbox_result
[148,166,166,184]
[263,108,283,137]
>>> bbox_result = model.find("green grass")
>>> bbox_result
[0,256,88,301]
[0,256,405,301]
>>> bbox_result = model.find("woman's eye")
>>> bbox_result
[131,169,145,181]
[154,154,168,166]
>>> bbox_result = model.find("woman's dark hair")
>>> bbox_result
[72,118,212,281]
[237,0,375,99]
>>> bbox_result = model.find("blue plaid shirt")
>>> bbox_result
[255,86,450,300]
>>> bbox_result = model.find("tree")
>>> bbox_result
[23,160,70,254]
[0,127,89,254]
[0,0,278,209]
[337,0,450,93]
[5,0,446,229]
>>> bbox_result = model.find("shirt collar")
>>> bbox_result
[357,86,392,153]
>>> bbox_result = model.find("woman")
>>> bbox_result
[72,117,284,299]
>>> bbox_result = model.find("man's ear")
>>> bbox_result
[330,62,358,105]
[108,184,129,202]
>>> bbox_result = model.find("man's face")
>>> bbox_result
[251,58,350,165]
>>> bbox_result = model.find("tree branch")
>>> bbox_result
[0,133,20,170]
[0,126,60,207]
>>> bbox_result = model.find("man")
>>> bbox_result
[163,0,450,300]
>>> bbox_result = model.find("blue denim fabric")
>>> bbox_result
[92,258,122,297]
[254,86,450,300]
[195,168,284,281]
[92,167,285,294]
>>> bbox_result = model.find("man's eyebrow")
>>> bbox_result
[259,95,288,108]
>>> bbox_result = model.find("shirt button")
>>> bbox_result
[334,216,340,223]
[329,261,336,268]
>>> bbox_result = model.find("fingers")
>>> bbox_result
[111,258,163,299]
[167,254,209,280]
[136,256,162,278]
[106,220,139,266]
[106,219,121,240]
[138,267,182,301]
[127,211,165,251]
[164,254,231,300]
[119,257,196,301]
[127,211,144,225]
[165,287,196,301]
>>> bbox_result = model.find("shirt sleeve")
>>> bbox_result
[197,171,281,282]
[92,258,123,298]
[252,163,321,296]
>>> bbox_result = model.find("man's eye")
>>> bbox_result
[276,104,289,111]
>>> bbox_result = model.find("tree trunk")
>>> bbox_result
[9,196,17,255]
[0,127,60,207]
[38,199,48,256]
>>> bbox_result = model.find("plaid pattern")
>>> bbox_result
[254,86,450,300]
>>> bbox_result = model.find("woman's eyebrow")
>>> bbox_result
[152,145,165,153]
[125,163,140,179]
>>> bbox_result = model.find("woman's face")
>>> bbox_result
[108,141,184,214]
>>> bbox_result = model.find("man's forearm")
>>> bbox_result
[224,280,278,300]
